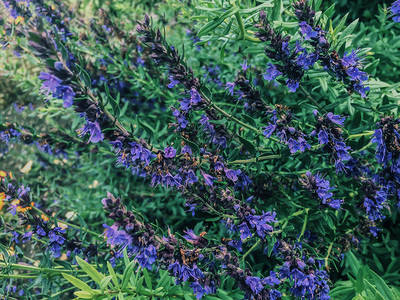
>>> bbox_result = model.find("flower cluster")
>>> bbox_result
[263,106,311,154]
[226,60,269,111]
[255,12,307,92]
[311,111,351,172]
[390,0,400,22]
[102,192,282,299]
[293,0,370,98]
[371,116,400,164]
[299,172,343,209]
[276,240,331,300]
[1,181,99,259]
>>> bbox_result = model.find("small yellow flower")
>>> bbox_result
[41,214,50,221]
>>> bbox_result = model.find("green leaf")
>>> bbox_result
[75,64,92,89]
[121,260,136,290]
[369,270,396,300]
[339,19,359,42]
[241,114,257,128]
[62,273,93,293]
[100,275,114,292]
[142,268,152,289]
[156,270,170,289]
[238,136,257,155]
[104,83,121,118]
[378,104,397,112]
[197,6,240,36]
[74,291,95,299]
[346,251,360,276]
[76,257,104,285]
[107,261,120,288]
[271,0,283,22]
[351,102,372,112]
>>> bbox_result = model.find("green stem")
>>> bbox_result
[298,85,325,112]
[242,239,261,263]
[0,274,37,279]
[0,262,84,274]
[244,35,261,42]
[324,241,334,269]
[276,209,307,225]
[347,131,374,139]
[234,12,245,40]
[297,208,310,242]
[228,154,281,164]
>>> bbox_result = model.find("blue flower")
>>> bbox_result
[263,63,282,81]
[286,79,299,92]
[225,82,235,96]
[371,129,391,164]
[245,276,264,294]
[190,281,207,299]
[263,123,277,138]
[391,0,400,22]
[238,222,252,240]
[227,239,242,252]
[164,146,177,158]
[38,72,62,96]
[54,85,75,108]
[181,145,193,155]
[136,244,157,270]
[299,22,318,40]
[77,120,104,143]
[201,171,216,186]
[225,169,241,182]
[185,202,196,216]
[241,59,250,72]
[167,75,180,88]
[189,88,202,104]
[326,112,345,126]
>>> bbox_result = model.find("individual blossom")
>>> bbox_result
[77,119,104,143]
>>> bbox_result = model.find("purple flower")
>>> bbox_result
[225,169,241,182]
[189,88,202,104]
[77,120,104,143]
[201,171,216,186]
[299,22,318,40]
[164,146,177,158]
[54,85,75,108]
[245,276,264,294]
[318,130,329,145]
[241,59,250,72]
[185,202,196,217]
[371,129,391,164]
[185,170,198,185]
[228,239,243,252]
[391,0,400,22]
[167,75,180,88]
[239,222,252,240]
[263,63,282,81]
[38,72,62,96]
[326,112,345,126]
[136,244,157,270]
[181,145,192,155]
[286,79,299,92]
[225,82,235,96]
[263,123,277,138]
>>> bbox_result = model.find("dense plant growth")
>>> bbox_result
[1,0,400,299]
